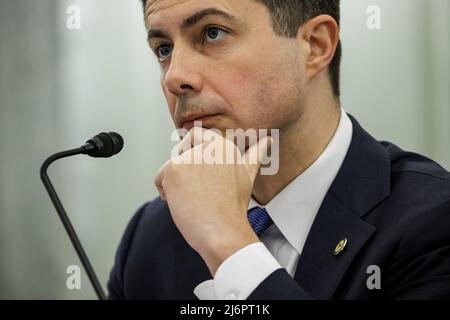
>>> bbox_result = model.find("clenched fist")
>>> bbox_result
[154,127,272,276]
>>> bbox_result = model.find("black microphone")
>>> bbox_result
[83,132,124,158]
[40,132,124,300]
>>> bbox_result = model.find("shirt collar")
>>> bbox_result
[249,109,353,255]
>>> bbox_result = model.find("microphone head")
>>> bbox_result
[85,132,124,158]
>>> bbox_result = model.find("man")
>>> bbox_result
[107,0,450,299]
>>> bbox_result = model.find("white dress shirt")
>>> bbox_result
[194,109,353,300]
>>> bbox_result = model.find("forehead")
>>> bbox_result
[146,0,249,27]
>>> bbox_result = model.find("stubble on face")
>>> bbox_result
[146,0,307,137]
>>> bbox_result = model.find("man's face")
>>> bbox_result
[145,0,307,133]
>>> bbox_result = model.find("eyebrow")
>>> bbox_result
[147,8,238,43]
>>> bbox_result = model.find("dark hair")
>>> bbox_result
[141,0,342,97]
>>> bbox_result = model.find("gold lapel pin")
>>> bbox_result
[334,238,348,256]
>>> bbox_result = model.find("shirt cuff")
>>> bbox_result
[193,279,216,300]
[214,242,282,300]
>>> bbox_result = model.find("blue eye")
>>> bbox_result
[156,44,172,61]
[205,27,226,43]
[154,27,226,62]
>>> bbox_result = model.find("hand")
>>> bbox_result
[154,127,272,276]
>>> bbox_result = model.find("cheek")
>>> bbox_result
[216,73,265,126]
[215,60,303,129]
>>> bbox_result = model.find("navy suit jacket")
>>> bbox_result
[107,116,450,299]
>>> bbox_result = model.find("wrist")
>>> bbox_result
[202,230,260,277]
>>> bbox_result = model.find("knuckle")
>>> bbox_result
[165,160,179,177]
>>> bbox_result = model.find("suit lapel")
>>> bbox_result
[294,193,376,299]
[294,115,391,299]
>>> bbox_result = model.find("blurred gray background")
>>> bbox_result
[0,0,448,299]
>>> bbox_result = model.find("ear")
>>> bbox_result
[301,15,339,80]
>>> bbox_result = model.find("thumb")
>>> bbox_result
[244,135,272,181]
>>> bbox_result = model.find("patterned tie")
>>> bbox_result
[247,207,273,238]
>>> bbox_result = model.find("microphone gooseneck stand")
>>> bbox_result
[40,145,106,300]
[40,132,124,300]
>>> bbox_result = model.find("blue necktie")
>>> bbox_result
[247,207,273,237]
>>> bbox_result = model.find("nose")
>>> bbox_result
[163,47,203,97]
